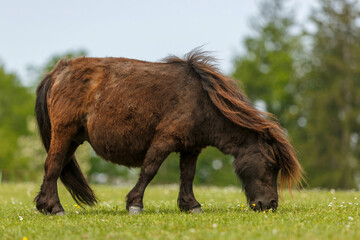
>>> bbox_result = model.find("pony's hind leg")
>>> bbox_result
[125,135,177,214]
[178,150,203,213]
[35,129,78,215]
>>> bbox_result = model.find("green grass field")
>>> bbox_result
[0,183,359,240]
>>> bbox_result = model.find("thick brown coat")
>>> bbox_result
[34,49,303,214]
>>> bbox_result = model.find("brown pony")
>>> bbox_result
[34,48,303,215]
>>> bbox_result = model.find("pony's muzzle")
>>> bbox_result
[250,198,278,211]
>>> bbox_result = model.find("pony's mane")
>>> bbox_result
[164,48,304,189]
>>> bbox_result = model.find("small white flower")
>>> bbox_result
[348,216,353,221]
[333,197,336,200]
[348,203,352,205]
[75,211,79,214]
[212,223,218,228]
[355,197,358,200]
[190,228,195,233]
[19,216,23,221]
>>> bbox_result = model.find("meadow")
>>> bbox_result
[0,183,359,240]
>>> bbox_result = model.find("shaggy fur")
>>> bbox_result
[34,48,303,214]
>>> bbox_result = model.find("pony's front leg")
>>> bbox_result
[178,150,203,213]
[126,135,176,214]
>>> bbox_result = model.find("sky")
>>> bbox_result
[0,0,316,85]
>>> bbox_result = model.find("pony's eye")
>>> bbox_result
[266,161,277,170]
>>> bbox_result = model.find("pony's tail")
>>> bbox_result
[35,62,97,206]
[60,157,97,206]
[35,74,52,152]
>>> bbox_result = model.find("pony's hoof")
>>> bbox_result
[55,211,65,216]
[189,207,204,214]
[129,206,143,215]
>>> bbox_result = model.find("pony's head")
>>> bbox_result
[234,129,304,211]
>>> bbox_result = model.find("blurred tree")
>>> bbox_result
[0,64,33,180]
[232,0,302,125]
[301,0,360,188]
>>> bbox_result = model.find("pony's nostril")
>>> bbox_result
[250,201,260,211]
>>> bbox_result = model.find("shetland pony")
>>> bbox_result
[34,49,303,215]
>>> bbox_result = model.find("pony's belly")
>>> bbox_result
[92,144,147,167]
[88,134,149,167]
[86,119,154,167]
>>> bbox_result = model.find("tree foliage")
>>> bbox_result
[301,0,360,188]
[0,64,33,179]
[232,0,302,125]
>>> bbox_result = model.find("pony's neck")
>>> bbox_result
[211,124,259,158]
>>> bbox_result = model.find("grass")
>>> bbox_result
[0,183,359,240]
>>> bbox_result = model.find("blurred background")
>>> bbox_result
[0,0,359,189]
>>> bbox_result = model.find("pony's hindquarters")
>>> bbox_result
[34,62,97,214]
